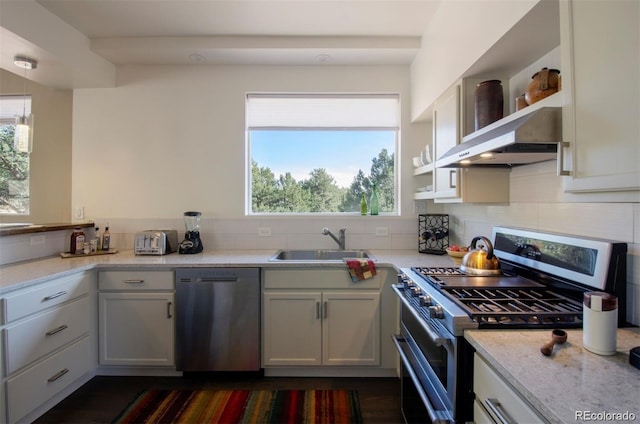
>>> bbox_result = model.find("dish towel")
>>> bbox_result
[344,258,377,282]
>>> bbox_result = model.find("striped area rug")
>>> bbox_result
[112,389,362,424]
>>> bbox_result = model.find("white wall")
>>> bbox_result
[410,0,538,121]
[0,69,72,224]
[72,64,429,250]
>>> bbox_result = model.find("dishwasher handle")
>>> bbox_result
[197,277,239,282]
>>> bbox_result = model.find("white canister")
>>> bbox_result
[583,292,618,355]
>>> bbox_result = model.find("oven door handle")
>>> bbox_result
[392,335,451,424]
[392,284,452,347]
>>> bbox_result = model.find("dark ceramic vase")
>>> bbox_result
[474,80,504,131]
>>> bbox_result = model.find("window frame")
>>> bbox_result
[0,95,31,216]
[245,93,401,216]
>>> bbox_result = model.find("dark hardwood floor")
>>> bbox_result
[34,375,403,424]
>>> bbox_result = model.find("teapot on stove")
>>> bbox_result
[460,236,501,276]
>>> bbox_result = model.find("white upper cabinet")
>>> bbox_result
[559,0,640,201]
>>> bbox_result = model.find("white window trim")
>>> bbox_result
[245,93,401,216]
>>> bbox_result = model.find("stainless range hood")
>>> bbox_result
[436,106,562,168]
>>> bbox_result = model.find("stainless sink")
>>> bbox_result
[269,249,375,262]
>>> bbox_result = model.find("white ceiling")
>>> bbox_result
[33,0,440,66]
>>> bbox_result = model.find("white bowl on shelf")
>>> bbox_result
[421,145,432,164]
[412,156,424,168]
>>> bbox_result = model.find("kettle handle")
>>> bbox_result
[469,236,495,260]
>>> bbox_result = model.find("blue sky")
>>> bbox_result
[250,130,395,188]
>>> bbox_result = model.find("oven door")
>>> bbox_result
[393,300,458,423]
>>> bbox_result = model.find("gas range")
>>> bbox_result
[393,226,628,424]
[398,226,628,335]
[408,266,584,328]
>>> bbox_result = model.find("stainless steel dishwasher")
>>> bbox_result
[175,268,260,372]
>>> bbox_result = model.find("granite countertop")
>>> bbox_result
[0,249,451,294]
[465,328,640,424]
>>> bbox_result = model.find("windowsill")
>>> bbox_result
[0,222,94,237]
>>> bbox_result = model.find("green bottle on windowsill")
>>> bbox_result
[370,183,379,216]
[360,193,367,215]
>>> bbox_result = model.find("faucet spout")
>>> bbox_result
[322,227,347,250]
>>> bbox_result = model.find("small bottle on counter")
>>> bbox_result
[70,227,86,255]
[370,183,379,216]
[360,193,367,215]
[94,227,101,251]
[102,225,111,251]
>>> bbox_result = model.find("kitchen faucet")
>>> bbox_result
[322,227,346,250]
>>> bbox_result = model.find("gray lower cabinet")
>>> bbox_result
[262,269,382,369]
[0,271,96,424]
[97,270,175,368]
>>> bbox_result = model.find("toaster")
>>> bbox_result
[134,230,178,255]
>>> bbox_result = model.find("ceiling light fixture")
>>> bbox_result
[13,55,37,154]
[316,54,332,63]
[189,54,206,63]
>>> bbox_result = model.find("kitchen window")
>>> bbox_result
[246,94,399,214]
[0,96,31,216]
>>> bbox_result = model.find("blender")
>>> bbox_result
[179,211,203,254]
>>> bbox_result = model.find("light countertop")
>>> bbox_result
[0,249,451,294]
[465,328,640,424]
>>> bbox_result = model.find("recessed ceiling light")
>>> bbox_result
[316,54,332,63]
[189,54,206,63]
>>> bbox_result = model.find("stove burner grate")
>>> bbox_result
[442,286,583,327]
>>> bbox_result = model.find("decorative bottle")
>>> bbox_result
[70,227,85,255]
[102,225,111,251]
[360,193,367,215]
[370,184,379,216]
[94,227,101,251]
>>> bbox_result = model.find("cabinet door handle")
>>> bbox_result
[167,301,172,318]
[47,368,69,383]
[43,291,67,301]
[124,279,145,284]
[323,301,328,319]
[556,141,571,176]
[448,170,457,188]
[45,324,68,336]
[316,302,321,319]
[485,398,516,424]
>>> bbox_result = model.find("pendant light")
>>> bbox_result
[13,56,37,154]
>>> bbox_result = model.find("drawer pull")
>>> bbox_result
[124,279,145,284]
[43,291,67,301]
[167,301,172,319]
[485,398,516,424]
[46,324,69,336]
[47,368,70,383]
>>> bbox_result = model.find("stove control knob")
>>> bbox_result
[410,286,421,297]
[404,280,416,289]
[419,295,432,306]
[397,273,407,284]
[428,305,444,319]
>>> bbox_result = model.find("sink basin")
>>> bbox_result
[269,249,375,262]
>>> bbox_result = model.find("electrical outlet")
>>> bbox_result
[258,227,272,237]
[30,235,46,246]
[74,206,84,219]
[375,227,389,236]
